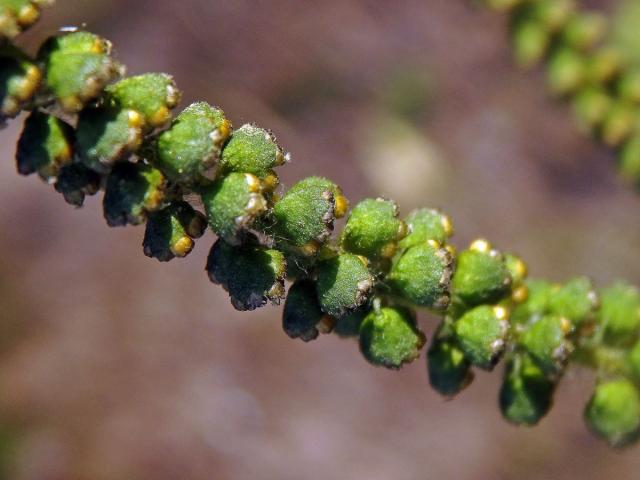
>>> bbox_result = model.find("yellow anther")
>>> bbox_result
[261,173,279,192]
[299,241,319,257]
[90,38,106,54]
[172,236,194,257]
[511,285,529,304]
[127,110,145,129]
[244,173,262,193]
[560,317,573,335]
[356,255,369,267]
[470,238,491,253]
[396,221,408,240]
[218,120,232,141]
[445,244,457,257]
[17,5,39,26]
[59,95,83,113]
[149,106,170,128]
[493,305,509,321]
[427,239,441,249]
[317,315,336,335]
[440,214,454,237]
[513,258,528,280]
[380,242,397,259]
[333,194,349,219]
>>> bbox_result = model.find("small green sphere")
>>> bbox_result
[359,306,425,369]
[585,379,640,448]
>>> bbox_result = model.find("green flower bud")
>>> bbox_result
[572,87,612,131]
[619,136,640,186]
[599,101,636,148]
[427,322,474,397]
[510,19,549,69]
[585,379,640,448]
[561,13,607,51]
[547,277,598,327]
[359,306,425,369]
[546,46,586,96]
[16,111,73,181]
[143,201,207,262]
[511,279,554,325]
[398,208,453,250]
[103,162,166,227]
[616,70,640,104]
[270,176,347,255]
[333,307,369,338]
[499,352,555,426]
[219,124,285,178]
[0,0,51,38]
[341,198,406,260]
[387,242,453,309]
[629,341,640,381]
[76,106,144,174]
[527,0,575,33]
[155,102,231,185]
[53,163,101,207]
[453,304,509,370]
[451,240,512,308]
[200,172,267,244]
[598,282,640,347]
[316,253,374,318]
[206,239,286,311]
[105,73,181,130]
[282,280,333,342]
[0,45,41,118]
[586,48,624,86]
[38,31,121,113]
[520,315,573,377]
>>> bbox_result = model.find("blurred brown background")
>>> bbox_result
[1,0,640,478]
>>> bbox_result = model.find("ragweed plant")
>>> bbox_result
[481,0,640,191]
[4,0,640,449]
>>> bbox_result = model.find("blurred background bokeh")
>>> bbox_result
[2,0,640,478]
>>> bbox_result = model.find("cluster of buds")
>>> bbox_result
[5,0,640,448]
[482,0,640,189]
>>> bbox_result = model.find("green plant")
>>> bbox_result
[482,0,640,189]
[4,0,640,449]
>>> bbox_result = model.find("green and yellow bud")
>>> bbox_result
[200,172,267,244]
[454,304,510,370]
[451,239,512,308]
[341,198,406,260]
[38,31,121,113]
[0,0,52,39]
[271,176,346,253]
[585,379,640,448]
[143,201,207,262]
[283,280,333,342]
[547,276,598,327]
[0,45,41,118]
[359,306,425,369]
[500,352,556,426]
[76,106,144,174]
[103,162,166,226]
[598,282,640,347]
[16,111,73,181]
[399,208,453,250]
[206,239,286,311]
[520,314,573,377]
[316,253,374,318]
[427,322,474,397]
[546,46,586,96]
[219,124,285,178]
[106,73,181,130]
[387,241,453,309]
[155,102,231,185]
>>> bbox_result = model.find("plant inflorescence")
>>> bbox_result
[482,0,640,190]
[4,0,640,448]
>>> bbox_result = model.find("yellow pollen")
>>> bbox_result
[245,173,261,193]
[470,238,491,253]
[333,194,349,219]
[17,5,39,26]
[149,106,170,127]
[440,215,454,237]
[172,236,194,257]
